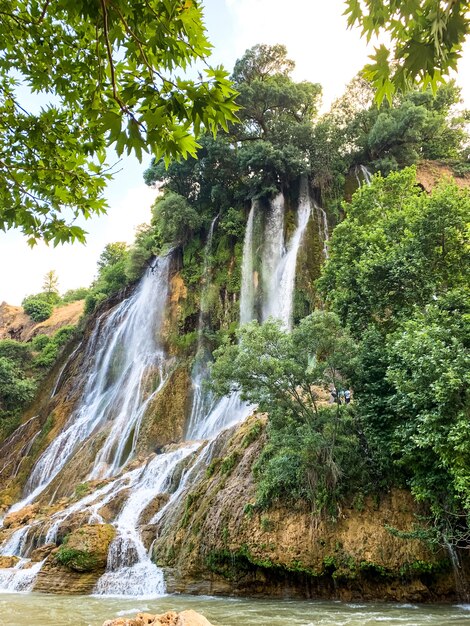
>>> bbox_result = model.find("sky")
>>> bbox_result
[1,0,469,305]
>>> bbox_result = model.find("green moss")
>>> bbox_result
[241,420,262,448]
[220,451,241,476]
[55,547,98,572]
[206,458,222,478]
[180,492,200,529]
[74,482,90,498]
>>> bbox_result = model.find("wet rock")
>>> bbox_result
[33,523,116,594]
[0,555,20,568]
[3,504,39,528]
[29,543,56,562]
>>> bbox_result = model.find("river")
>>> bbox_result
[1,594,470,625]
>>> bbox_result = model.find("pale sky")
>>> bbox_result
[1,0,469,304]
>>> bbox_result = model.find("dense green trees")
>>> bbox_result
[0,0,238,244]
[0,326,76,439]
[318,168,469,332]
[315,167,470,540]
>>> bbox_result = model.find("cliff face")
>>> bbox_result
[151,415,459,603]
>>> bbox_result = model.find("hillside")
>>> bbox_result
[0,300,84,342]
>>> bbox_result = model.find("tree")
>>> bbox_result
[42,270,59,301]
[22,293,54,322]
[210,313,364,511]
[318,167,470,333]
[345,0,470,103]
[0,0,238,245]
[386,291,470,518]
[145,44,323,204]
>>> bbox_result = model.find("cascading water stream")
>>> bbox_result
[239,200,257,325]
[8,259,170,514]
[272,177,312,328]
[261,192,286,321]
[186,215,219,438]
[94,445,198,597]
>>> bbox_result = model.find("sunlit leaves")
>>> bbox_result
[0,0,239,244]
[345,0,470,103]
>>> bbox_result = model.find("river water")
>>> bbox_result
[1,594,470,626]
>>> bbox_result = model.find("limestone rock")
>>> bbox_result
[3,504,39,528]
[0,555,20,568]
[102,610,214,626]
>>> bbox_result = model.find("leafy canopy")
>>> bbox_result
[0,0,238,244]
[345,0,470,103]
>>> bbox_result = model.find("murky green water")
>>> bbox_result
[0,594,470,626]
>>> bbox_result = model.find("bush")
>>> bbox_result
[0,357,36,413]
[33,326,76,369]
[22,294,53,322]
[0,339,31,365]
[61,287,89,303]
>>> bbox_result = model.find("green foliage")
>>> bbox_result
[126,224,161,282]
[345,0,470,103]
[0,357,36,413]
[32,326,76,369]
[319,168,469,334]
[0,339,31,366]
[320,165,470,543]
[0,0,238,244]
[386,292,470,514]
[55,547,97,572]
[211,312,368,513]
[220,451,241,476]
[21,293,53,322]
[85,242,130,314]
[241,420,263,448]
[152,192,203,245]
[61,287,89,303]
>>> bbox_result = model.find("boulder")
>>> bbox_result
[0,555,20,568]
[102,610,214,626]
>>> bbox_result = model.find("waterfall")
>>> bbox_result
[355,164,372,187]
[94,445,198,597]
[275,177,312,327]
[8,259,170,514]
[2,177,314,598]
[314,200,329,260]
[239,200,257,325]
[444,538,470,602]
[261,192,285,321]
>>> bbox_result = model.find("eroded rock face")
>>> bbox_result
[33,523,115,594]
[102,610,214,626]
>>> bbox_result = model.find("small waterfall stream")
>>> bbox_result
[239,200,257,325]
